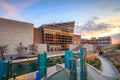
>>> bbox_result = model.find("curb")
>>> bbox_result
[99,55,120,80]
[87,63,101,74]
[46,64,70,80]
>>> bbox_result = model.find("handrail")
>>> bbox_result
[45,64,70,80]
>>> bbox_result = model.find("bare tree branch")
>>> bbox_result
[15,42,25,56]
[0,45,8,59]
[29,44,38,55]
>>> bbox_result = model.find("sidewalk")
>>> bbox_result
[98,55,120,80]
[0,53,35,61]
[47,62,106,80]
[87,66,106,80]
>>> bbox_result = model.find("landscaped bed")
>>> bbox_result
[86,54,101,70]
[102,52,120,74]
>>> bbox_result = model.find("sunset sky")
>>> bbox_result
[0,0,120,44]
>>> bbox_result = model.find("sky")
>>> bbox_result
[0,0,120,44]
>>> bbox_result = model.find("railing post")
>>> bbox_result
[38,52,47,80]
[65,50,73,70]
[0,61,8,80]
[70,58,77,80]
[80,48,87,80]
[80,48,84,80]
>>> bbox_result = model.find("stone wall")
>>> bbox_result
[35,44,47,53]
[0,18,33,55]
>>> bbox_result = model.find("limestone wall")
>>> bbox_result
[0,18,33,55]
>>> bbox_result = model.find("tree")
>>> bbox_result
[16,42,25,56]
[29,44,38,55]
[0,45,8,59]
[96,46,101,53]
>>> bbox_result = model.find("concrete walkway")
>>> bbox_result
[98,55,119,80]
[87,66,106,80]
[0,53,35,61]
[77,59,106,80]
[47,64,106,80]
[46,60,106,80]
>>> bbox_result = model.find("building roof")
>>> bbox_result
[98,36,111,39]
[40,21,75,27]
[73,34,81,37]
[40,21,75,32]
[0,17,33,25]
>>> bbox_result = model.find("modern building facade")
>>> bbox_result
[0,18,34,55]
[35,22,75,51]
[98,36,112,45]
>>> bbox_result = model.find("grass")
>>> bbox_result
[107,50,116,53]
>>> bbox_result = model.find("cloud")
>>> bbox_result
[101,0,115,9]
[113,8,120,12]
[75,17,108,34]
[0,0,22,19]
[74,16,120,39]
[112,33,120,44]
[0,0,38,20]
[101,16,120,25]
[13,0,38,10]
[112,33,120,40]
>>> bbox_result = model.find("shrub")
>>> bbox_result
[86,54,97,60]
[86,54,101,70]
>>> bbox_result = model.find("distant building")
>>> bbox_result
[34,28,43,44]
[89,37,98,44]
[80,36,112,54]
[83,44,96,54]
[34,22,75,51]
[0,18,33,55]
[81,36,112,45]
[72,34,81,44]
[98,36,112,45]
[81,38,89,44]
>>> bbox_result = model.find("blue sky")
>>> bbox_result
[0,0,120,44]
[0,0,120,27]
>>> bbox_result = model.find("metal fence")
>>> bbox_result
[0,52,80,80]
[8,60,39,78]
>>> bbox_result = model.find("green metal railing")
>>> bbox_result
[8,55,65,79]
[0,61,8,80]
[0,52,79,80]
[8,60,39,78]
[47,55,65,67]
